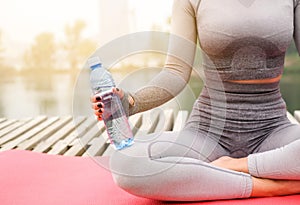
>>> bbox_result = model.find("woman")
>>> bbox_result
[91,0,300,201]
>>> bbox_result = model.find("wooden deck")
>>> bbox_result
[0,109,299,157]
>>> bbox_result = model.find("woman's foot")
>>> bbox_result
[211,156,249,173]
[211,157,300,197]
[251,177,300,197]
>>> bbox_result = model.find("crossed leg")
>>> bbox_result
[109,130,254,201]
[211,123,300,197]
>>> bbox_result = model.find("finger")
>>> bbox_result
[94,108,104,116]
[91,102,104,110]
[97,115,103,121]
[112,87,124,99]
[90,94,102,103]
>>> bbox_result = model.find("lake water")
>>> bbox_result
[1,69,300,119]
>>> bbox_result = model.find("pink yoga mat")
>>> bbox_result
[0,150,299,205]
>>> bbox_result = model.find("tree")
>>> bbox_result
[0,30,4,67]
[287,41,298,56]
[23,32,56,70]
[62,20,96,70]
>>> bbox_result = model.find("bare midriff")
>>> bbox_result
[228,74,282,84]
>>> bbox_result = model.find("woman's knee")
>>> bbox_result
[111,171,153,198]
[110,156,154,198]
[286,139,300,157]
[111,173,137,193]
[109,144,151,194]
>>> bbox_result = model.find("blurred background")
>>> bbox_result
[0,0,299,118]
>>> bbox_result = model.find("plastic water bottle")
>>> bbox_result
[88,56,134,150]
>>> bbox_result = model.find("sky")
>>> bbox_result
[1,0,97,42]
[131,0,173,31]
[0,0,173,66]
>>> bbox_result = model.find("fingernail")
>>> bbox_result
[96,96,101,101]
[116,88,120,91]
[97,103,103,108]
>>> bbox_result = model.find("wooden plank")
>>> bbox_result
[33,116,86,153]
[0,120,25,139]
[0,117,59,151]
[47,140,68,155]
[294,110,300,123]
[0,119,18,131]
[102,145,115,156]
[0,118,31,143]
[134,109,160,137]
[173,110,189,132]
[83,132,110,157]
[48,117,97,155]
[0,117,45,145]
[0,118,6,125]
[17,116,72,150]
[84,114,142,157]
[82,137,108,157]
[63,122,105,156]
[287,111,299,124]
[65,118,105,146]
[69,121,105,146]
[154,109,174,133]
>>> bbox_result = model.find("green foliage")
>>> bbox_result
[284,41,300,72]
[61,20,97,70]
[20,19,96,72]
[23,32,56,70]
[287,41,298,55]
[0,30,4,67]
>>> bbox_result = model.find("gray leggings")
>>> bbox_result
[110,84,300,201]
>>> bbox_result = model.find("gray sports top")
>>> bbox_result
[128,0,300,115]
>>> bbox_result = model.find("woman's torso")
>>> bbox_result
[186,0,294,137]
[195,0,294,82]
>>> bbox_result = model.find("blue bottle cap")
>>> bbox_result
[88,56,102,70]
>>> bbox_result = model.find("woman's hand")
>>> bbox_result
[90,88,125,121]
